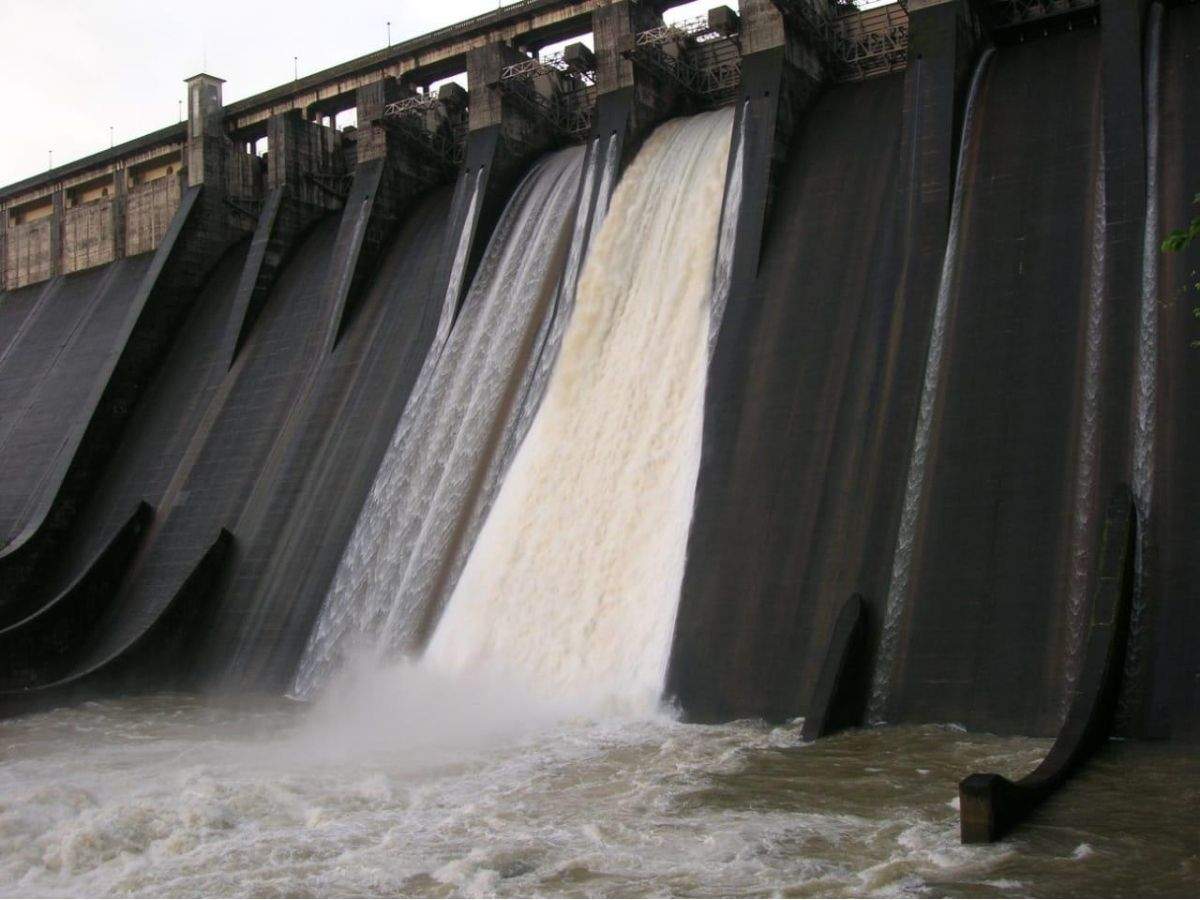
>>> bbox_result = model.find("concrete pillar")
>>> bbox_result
[465,39,558,168]
[466,42,527,133]
[738,0,828,205]
[354,77,404,163]
[111,171,127,261]
[351,77,450,189]
[224,110,343,366]
[49,190,64,278]
[0,208,6,291]
[903,0,985,229]
[267,110,343,203]
[465,41,556,182]
[186,73,227,188]
[590,0,676,148]
[593,0,660,95]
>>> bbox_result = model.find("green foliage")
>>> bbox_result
[1161,193,1200,253]
[1162,194,1200,349]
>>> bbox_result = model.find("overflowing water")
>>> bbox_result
[441,169,485,345]
[294,149,586,696]
[516,136,621,457]
[708,101,747,355]
[1,695,1195,898]
[1063,143,1108,711]
[1122,2,1164,723]
[869,49,996,723]
[424,109,735,715]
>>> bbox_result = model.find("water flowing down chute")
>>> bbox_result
[869,49,995,723]
[294,148,587,696]
[424,109,736,714]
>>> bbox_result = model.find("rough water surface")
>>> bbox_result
[0,694,1194,898]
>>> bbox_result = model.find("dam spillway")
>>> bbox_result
[0,0,1198,894]
[426,109,734,712]
[295,147,589,695]
[0,0,1197,747]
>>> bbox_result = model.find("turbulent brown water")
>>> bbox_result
[0,692,1194,898]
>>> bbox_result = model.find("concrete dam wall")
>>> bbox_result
[0,0,1196,744]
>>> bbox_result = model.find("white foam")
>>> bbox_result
[424,110,735,715]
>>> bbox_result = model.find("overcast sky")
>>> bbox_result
[0,0,717,188]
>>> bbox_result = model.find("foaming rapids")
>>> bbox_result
[422,109,735,715]
[6,693,1191,899]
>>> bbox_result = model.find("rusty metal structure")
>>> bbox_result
[379,89,468,172]
[624,14,744,105]
[497,50,597,141]
[832,4,910,80]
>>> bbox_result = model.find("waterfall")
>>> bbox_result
[1123,2,1164,720]
[594,132,620,225]
[868,49,995,723]
[522,136,614,409]
[709,101,746,356]
[391,169,485,425]
[293,148,586,697]
[1063,141,1108,712]
[423,110,735,714]
[441,169,485,342]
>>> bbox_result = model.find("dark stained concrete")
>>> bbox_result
[0,257,154,614]
[202,188,455,691]
[56,241,251,576]
[0,282,56,366]
[669,74,910,724]
[959,485,1136,843]
[886,30,1104,735]
[1145,2,1200,744]
[25,218,339,692]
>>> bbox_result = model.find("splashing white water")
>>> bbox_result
[293,149,586,696]
[423,110,735,715]
[869,49,996,723]
[1,695,1096,899]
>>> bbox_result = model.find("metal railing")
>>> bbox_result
[498,50,596,140]
[634,15,728,48]
[500,50,595,85]
[626,16,742,105]
[382,93,444,118]
[773,0,910,83]
[832,4,908,80]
